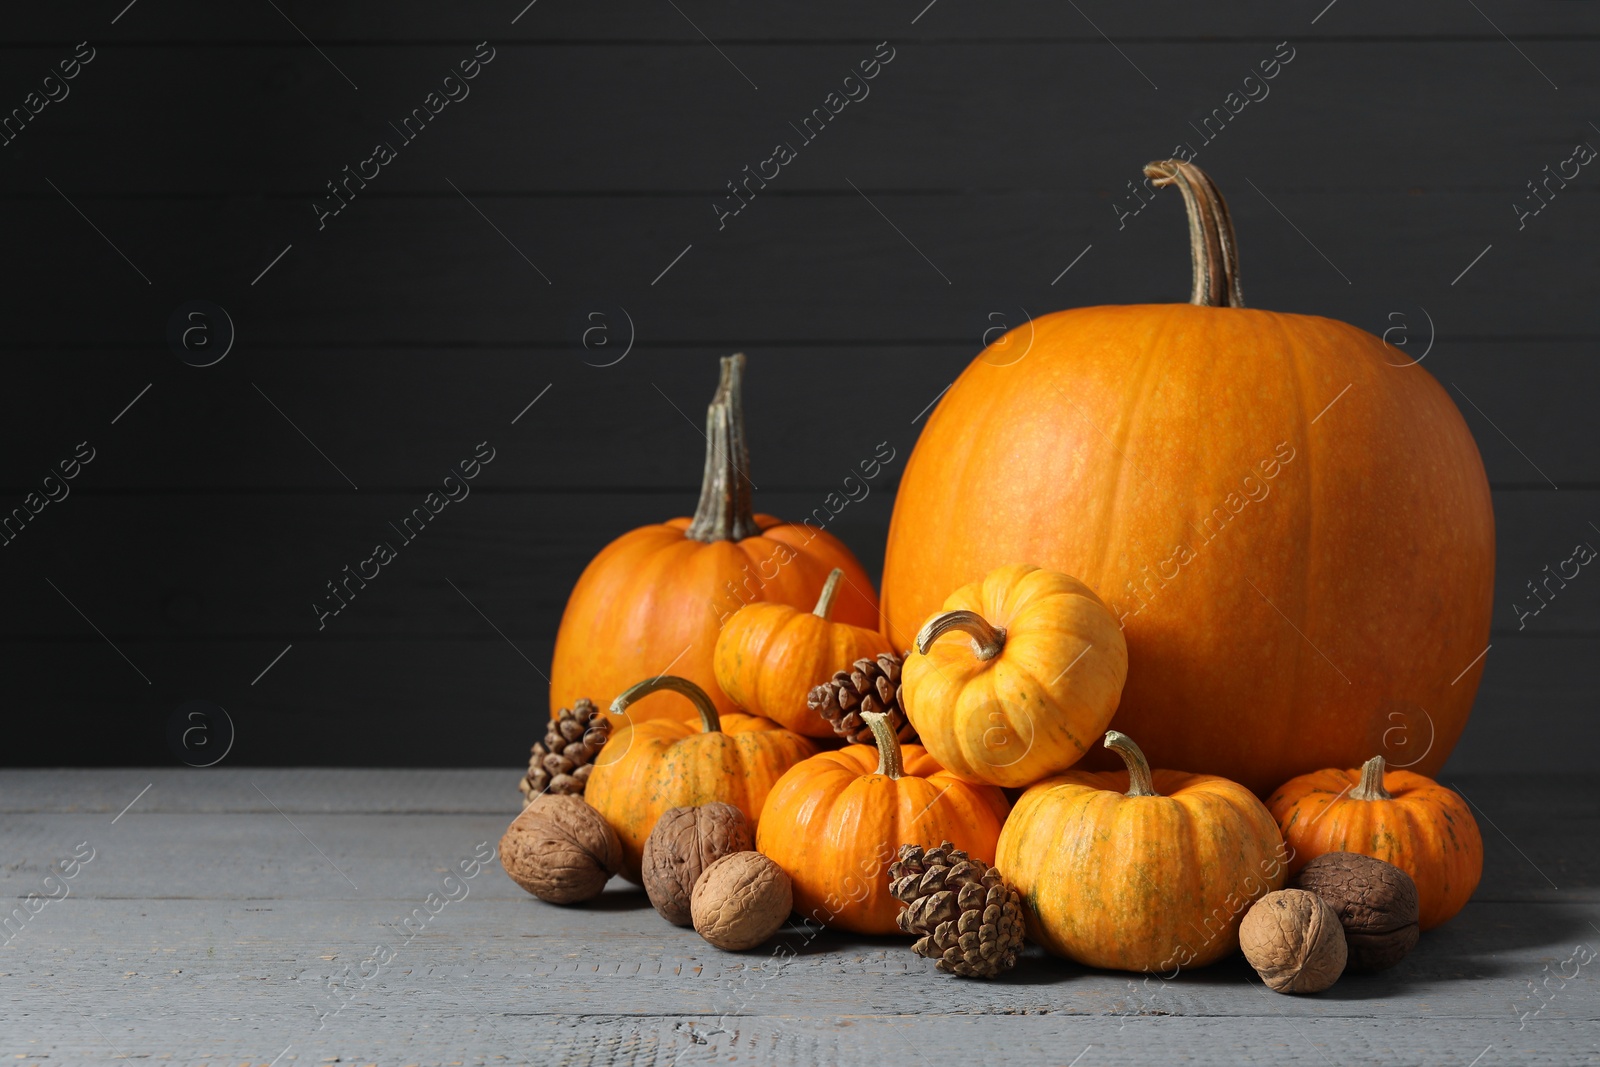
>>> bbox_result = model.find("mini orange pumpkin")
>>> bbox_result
[549,354,879,726]
[714,568,894,737]
[1267,754,1483,930]
[756,711,1010,934]
[901,563,1128,788]
[996,731,1288,973]
[586,675,816,882]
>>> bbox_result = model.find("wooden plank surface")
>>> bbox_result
[2,41,1596,197]
[4,190,1595,347]
[2,769,1597,1065]
[0,343,1594,490]
[0,488,1592,638]
[8,0,1600,41]
[1,1,1595,775]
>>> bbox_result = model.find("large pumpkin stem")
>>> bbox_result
[915,610,1006,661]
[813,568,844,620]
[685,353,760,543]
[1104,730,1160,798]
[861,711,904,780]
[1144,159,1244,309]
[1350,754,1393,801]
[610,675,722,733]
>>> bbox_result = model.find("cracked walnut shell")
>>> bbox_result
[1293,851,1420,972]
[643,802,754,927]
[690,851,792,951]
[499,794,622,905]
[1240,888,1348,994]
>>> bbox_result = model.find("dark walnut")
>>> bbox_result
[641,803,753,926]
[1293,851,1420,972]
[499,794,622,905]
[1240,888,1347,994]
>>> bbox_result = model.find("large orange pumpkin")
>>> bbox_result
[550,354,879,725]
[586,675,816,882]
[756,711,1010,934]
[995,731,1287,972]
[880,160,1494,794]
[714,568,895,737]
[1267,754,1483,930]
[901,563,1128,787]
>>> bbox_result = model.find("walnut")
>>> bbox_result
[690,851,793,951]
[498,794,622,905]
[1293,852,1420,972]
[1240,888,1347,994]
[642,803,753,926]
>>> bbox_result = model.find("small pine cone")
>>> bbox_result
[519,699,611,804]
[808,652,918,746]
[889,841,1025,979]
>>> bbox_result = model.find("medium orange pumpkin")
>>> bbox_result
[996,731,1288,973]
[1267,754,1483,929]
[880,160,1494,795]
[714,568,895,737]
[756,711,1010,934]
[901,563,1128,787]
[550,354,879,726]
[586,675,816,882]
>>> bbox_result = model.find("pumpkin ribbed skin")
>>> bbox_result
[1268,761,1483,929]
[882,302,1494,796]
[714,572,893,737]
[996,763,1286,972]
[756,741,1009,934]
[587,708,815,883]
[901,564,1128,787]
[551,514,877,726]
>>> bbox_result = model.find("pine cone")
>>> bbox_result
[519,699,611,803]
[889,841,1025,979]
[808,651,918,746]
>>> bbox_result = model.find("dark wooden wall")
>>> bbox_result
[3,1,1596,769]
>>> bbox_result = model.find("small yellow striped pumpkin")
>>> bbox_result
[586,675,815,883]
[996,731,1287,972]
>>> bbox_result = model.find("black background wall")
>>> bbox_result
[3,2,1596,769]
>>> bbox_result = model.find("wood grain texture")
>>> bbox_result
[0,489,1591,638]
[2,190,1593,347]
[0,343,1592,490]
[1,1,1595,771]
[1,41,1596,196]
[5,1,1600,41]
[1,770,1596,1065]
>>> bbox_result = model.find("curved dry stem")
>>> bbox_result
[1104,730,1160,798]
[813,568,844,619]
[685,353,760,542]
[610,675,722,733]
[915,610,1006,661]
[1350,754,1393,801]
[861,711,904,779]
[1144,159,1245,308]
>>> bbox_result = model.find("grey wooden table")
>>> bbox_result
[2,770,1596,1065]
